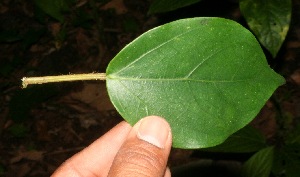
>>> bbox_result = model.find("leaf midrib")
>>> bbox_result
[107,75,253,83]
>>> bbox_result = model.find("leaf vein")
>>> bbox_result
[117,80,148,116]
[114,26,204,75]
[185,48,224,78]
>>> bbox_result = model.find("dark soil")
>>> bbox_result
[1,0,300,176]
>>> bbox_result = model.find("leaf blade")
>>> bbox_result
[272,144,300,177]
[106,17,285,149]
[239,0,292,57]
[241,146,274,177]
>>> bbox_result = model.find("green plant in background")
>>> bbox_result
[33,0,80,47]
[32,0,114,30]
[149,0,292,58]
[33,0,76,23]
[239,0,291,58]
[32,0,106,46]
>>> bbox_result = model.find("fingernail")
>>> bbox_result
[137,116,170,149]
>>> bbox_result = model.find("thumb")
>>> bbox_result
[108,116,172,177]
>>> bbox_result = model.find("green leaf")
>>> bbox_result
[201,125,267,153]
[33,0,75,22]
[148,0,201,14]
[239,0,292,58]
[272,144,300,177]
[286,123,300,145]
[241,146,274,177]
[106,17,285,149]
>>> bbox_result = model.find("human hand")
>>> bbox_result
[51,116,172,177]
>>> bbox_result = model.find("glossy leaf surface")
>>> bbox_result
[240,0,292,57]
[148,0,201,14]
[106,17,285,149]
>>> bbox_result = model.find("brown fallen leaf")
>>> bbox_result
[66,82,114,112]
[291,69,300,85]
[35,120,52,141]
[287,41,300,48]
[10,150,44,164]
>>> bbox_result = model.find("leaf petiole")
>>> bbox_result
[21,73,106,88]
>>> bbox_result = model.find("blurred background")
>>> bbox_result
[0,0,300,176]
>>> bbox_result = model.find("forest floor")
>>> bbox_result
[1,0,300,176]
